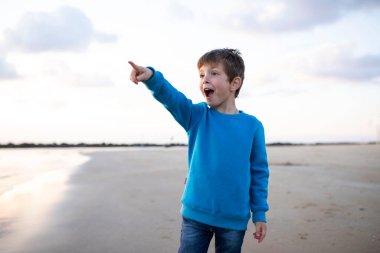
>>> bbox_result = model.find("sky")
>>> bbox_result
[0,0,380,144]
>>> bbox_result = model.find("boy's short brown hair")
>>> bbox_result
[197,48,245,98]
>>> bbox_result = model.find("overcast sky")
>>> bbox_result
[1,0,380,144]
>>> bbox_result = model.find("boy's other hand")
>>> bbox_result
[253,222,267,243]
[128,61,153,84]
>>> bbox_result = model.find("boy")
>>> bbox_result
[129,48,269,253]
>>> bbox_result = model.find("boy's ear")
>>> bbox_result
[230,77,242,92]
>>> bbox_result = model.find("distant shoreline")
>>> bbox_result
[0,141,377,148]
[0,142,187,149]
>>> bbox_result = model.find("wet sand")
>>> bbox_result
[1,145,379,253]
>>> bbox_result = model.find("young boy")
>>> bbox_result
[129,48,269,253]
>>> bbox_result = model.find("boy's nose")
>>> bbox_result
[203,74,210,83]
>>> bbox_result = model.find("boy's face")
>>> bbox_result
[199,63,237,111]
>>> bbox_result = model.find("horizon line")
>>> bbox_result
[0,141,378,148]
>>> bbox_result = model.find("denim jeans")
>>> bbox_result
[178,216,246,253]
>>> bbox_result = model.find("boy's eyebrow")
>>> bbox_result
[199,65,222,71]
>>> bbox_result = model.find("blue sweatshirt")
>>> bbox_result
[144,68,269,230]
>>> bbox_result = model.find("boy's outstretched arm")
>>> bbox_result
[128,61,153,84]
[127,60,199,131]
[254,222,267,243]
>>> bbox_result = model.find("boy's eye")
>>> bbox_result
[199,74,205,78]
[211,71,218,76]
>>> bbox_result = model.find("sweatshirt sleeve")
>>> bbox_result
[143,67,200,131]
[249,121,270,223]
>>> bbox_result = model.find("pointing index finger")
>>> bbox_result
[128,61,139,71]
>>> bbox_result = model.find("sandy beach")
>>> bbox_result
[0,145,379,253]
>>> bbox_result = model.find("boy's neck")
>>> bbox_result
[211,101,239,114]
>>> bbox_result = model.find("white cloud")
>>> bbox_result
[168,1,194,21]
[308,46,380,82]
[317,54,380,82]
[224,0,380,32]
[94,31,118,43]
[3,6,117,52]
[66,73,115,88]
[0,56,18,79]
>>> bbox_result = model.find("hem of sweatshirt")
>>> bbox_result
[181,205,249,231]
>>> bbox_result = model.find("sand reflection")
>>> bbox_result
[0,149,89,252]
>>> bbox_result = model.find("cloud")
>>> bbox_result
[168,2,194,21]
[42,60,115,88]
[69,74,114,87]
[309,46,380,82]
[225,0,380,32]
[3,6,117,52]
[0,56,19,79]
[315,54,380,82]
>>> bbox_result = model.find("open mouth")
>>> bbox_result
[204,88,214,97]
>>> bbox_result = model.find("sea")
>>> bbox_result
[0,148,94,252]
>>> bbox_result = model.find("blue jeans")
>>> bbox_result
[178,216,246,253]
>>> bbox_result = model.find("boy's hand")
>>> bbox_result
[128,61,153,84]
[253,222,267,243]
